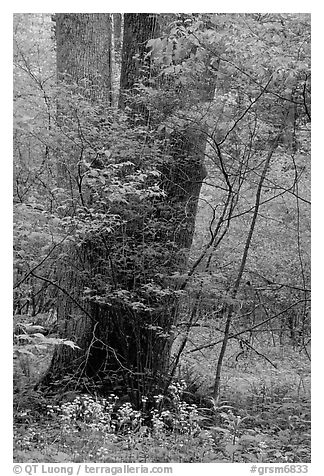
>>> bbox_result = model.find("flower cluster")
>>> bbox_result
[46,383,203,439]
[116,402,143,432]
[168,380,187,402]
[47,394,117,434]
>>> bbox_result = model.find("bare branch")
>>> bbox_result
[189,298,310,354]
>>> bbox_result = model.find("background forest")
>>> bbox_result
[13,13,311,464]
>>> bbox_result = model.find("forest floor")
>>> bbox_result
[13,343,311,463]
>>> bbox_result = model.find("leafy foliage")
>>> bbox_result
[13,13,310,463]
[14,378,310,463]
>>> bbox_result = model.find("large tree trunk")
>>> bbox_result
[43,13,170,405]
[43,14,214,408]
[119,13,158,110]
[42,13,113,389]
[120,13,212,256]
[117,14,215,395]
[56,14,112,102]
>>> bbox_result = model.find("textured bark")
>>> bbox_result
[42,14,113,389]
[111,13,122,107]
[162,126,209,252]
[43,14,170,405]
[118,14,215,394]
[43,14,213,406]
[120,13,212,256]
[56,14,112,103]
[112,13,122,53]
[119,13,158,109]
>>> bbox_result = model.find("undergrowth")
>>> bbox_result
[14,375,311,463]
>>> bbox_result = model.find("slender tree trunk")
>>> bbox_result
[212,132,283,402]
[111,13,123,107]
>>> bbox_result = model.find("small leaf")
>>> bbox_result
[63,340,81,350]
[225,443,239,456]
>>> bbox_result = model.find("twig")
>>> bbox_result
[14,233,71,289]
[189,298,310,354]
[30,271,96,323]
